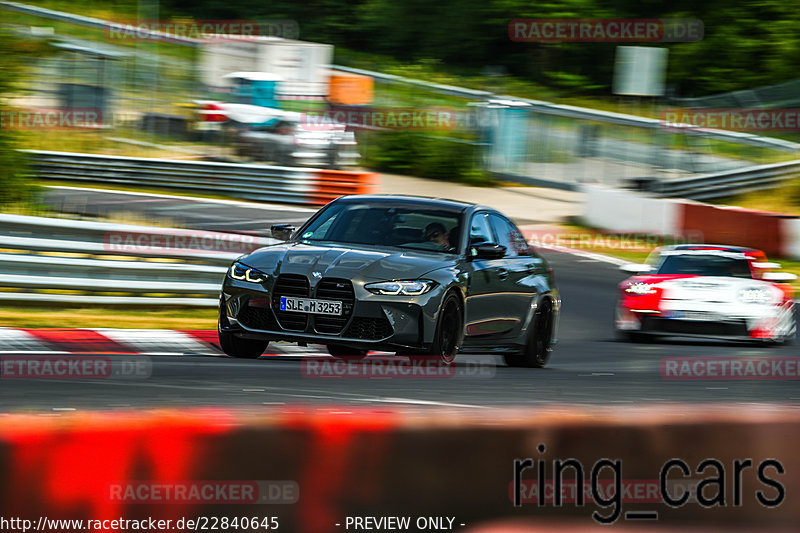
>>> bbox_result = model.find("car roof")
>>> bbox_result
[334,194,486,212]
[662,244,764,255]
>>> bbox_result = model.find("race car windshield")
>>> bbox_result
[656,254,752,278]
[297,203,463,254]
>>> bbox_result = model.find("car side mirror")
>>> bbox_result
[471,243,506,260]
[271,224,295,241]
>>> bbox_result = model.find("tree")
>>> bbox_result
[0,29,53,206]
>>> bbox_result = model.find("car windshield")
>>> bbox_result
[297,202,463,254]
[656,254,752,278]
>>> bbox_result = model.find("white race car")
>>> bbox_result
[615,245,797,343]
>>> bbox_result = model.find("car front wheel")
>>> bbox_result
[410,292,463,367]
[218,302,269,358]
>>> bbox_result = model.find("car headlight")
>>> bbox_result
[738,287,772,304]
[229,262,268,283]
[365,280,436,296]
[625,282,656,295]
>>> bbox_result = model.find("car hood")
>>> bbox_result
[241,242,456,281]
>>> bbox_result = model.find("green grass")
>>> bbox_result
[711,178,800,215]
[0,305,216,329]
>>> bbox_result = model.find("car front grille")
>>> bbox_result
[272,274,310,331]
[314,278,355,334]
[344,317,394,340]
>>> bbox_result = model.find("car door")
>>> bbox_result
[487,213,543,340]
[463,211,515,341]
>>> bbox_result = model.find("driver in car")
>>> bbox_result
[424,222,452,251]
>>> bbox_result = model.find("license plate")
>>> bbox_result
[279,296,342,316]
[666,310,717,321]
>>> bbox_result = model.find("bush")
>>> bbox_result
[361,130,492,185]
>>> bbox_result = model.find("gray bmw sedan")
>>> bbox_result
[219,195,559,367]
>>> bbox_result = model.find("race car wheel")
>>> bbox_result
[218,301,269,358]
[327,345,368,359]
[506,299,554,368]
[410,292,463,366]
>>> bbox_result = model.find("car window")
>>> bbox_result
[656,254,753,278]
[298,202,462,254]
[488,214,530,257]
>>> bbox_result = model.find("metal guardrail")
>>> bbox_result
[651,159,800,200]
[23,150,376,205]
[0,213,278,306]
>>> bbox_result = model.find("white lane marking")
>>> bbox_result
[535,242,630,266]
[351,397,488,409]
[48,186,317,212]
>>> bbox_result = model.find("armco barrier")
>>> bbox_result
[24,150,378,206]
[0,213,277,305]
[582,186,800,259]
[0,406,797,532]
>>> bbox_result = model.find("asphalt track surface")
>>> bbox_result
[43,186,317,235]
[1,247,798,412]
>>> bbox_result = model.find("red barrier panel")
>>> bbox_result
[0,406,798,532]
[311,170,379,204]
[679,203,789,256]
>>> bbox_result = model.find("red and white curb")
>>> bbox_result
[0,328,309,357]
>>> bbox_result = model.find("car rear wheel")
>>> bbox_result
[410,292,463,366]
[327,345,368,359]
[505,299,554,368]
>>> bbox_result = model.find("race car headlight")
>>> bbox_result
[365,280,436,296]
[738,287,772,305]
[625,282,656,295]
[229,262,268,283]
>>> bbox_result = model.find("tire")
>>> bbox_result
[218,329,269,358]
[218,301,269,358]
[410,292,463,366]
[327,345,368,359]
[505,299,554,368]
